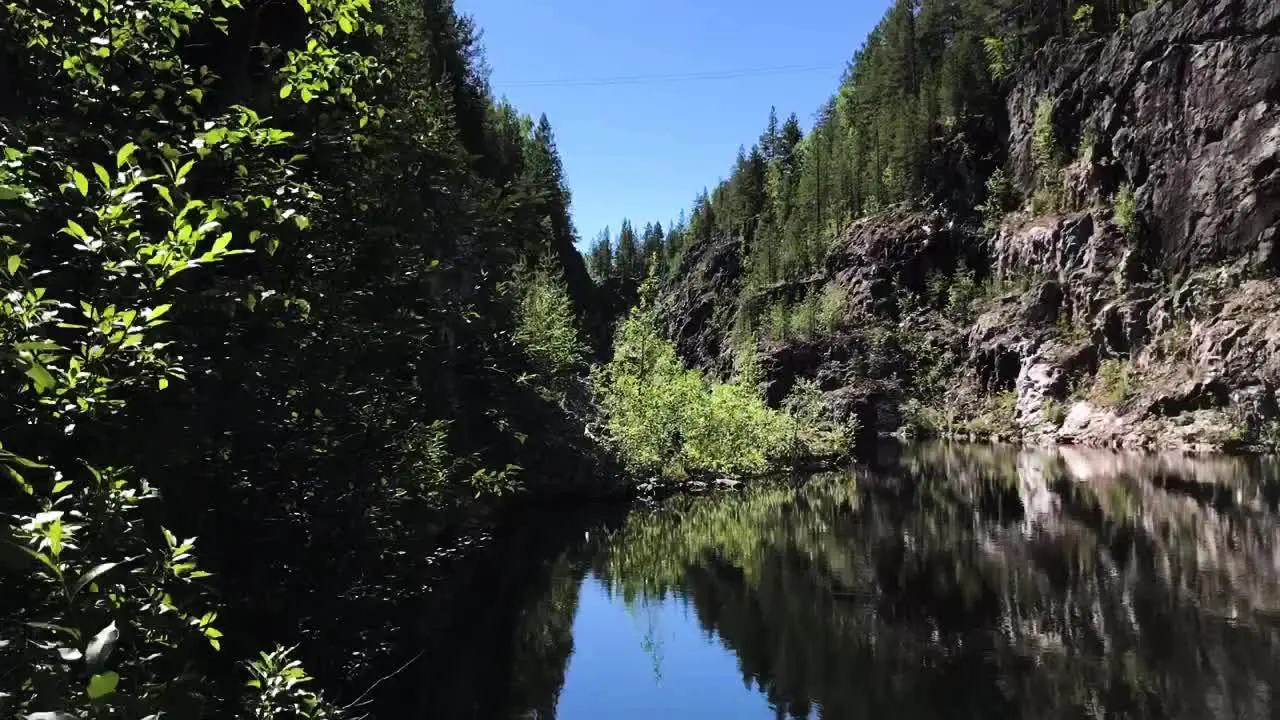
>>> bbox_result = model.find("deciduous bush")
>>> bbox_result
[592,300,791,478]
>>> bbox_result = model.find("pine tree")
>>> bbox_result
[588,228,613,282]
[761,106,782,162]
[616,219,641,280]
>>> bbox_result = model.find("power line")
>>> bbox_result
[501,62,843,88]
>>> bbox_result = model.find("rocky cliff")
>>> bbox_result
[659,0,1280,453]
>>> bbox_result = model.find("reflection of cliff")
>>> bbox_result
[601,445,1280,719]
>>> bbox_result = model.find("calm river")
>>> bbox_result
[392,442,1280,719]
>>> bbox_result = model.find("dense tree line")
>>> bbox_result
[592,0,1161,333]
[0,0,602,716]
[585,219,681,322]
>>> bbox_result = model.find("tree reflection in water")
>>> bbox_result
[406,443,1280,719]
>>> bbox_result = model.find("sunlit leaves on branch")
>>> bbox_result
[0,0,379,715]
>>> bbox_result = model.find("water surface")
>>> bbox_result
[404,443,1280,719]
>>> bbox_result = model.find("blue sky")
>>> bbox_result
[455,0,891,247]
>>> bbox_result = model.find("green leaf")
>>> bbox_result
[72,171,88,197]
[3,452,46,469]
[158,377,169,390]
[7,255,19,274]
[176,160,195,182]
[338,15,354,33]
[279,84,293,99]
[9,542,58,576]
[92,163,110,187]
[70,562,120,598]
[47,520,62,556]
[63,220,88,240]
[24,622,80,641]
[52,480,72,494]
[211,232,232,254]
[156,185,174,207]
[300,87,313,103]
[26,363,55,393]
[4,466,33,495]
[147,304,172,323]
[13,340,62,356]
[85,622,118,670]
[116,142,138,168]
[87,672,119,700]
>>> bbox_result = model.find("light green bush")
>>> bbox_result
[1094,358,1135,406]
[1114,182,1138,239]
[978,168,1014,230]
[817,284,851,333]
[1072,4,1095,32]
[508,259,586,377]
[1033,97,1060,174]
[1032,186,1062,215]
[983,36,1010,80]
[766,300,789,341]
[592,303,792,478]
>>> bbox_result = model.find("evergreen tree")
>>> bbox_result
[761,106,782,162]
[588,228,614,282]
[616,219,641,280]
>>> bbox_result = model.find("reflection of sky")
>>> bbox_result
[556,574,783,719]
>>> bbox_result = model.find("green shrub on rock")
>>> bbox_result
[1114,183,1139,239]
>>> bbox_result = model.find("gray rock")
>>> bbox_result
[1007,0,1280,273]
[1016,357,1066,429]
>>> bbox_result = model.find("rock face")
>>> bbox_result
[1007,0,1280,272]
[657,0,1280,453]
[660,234,742,375]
